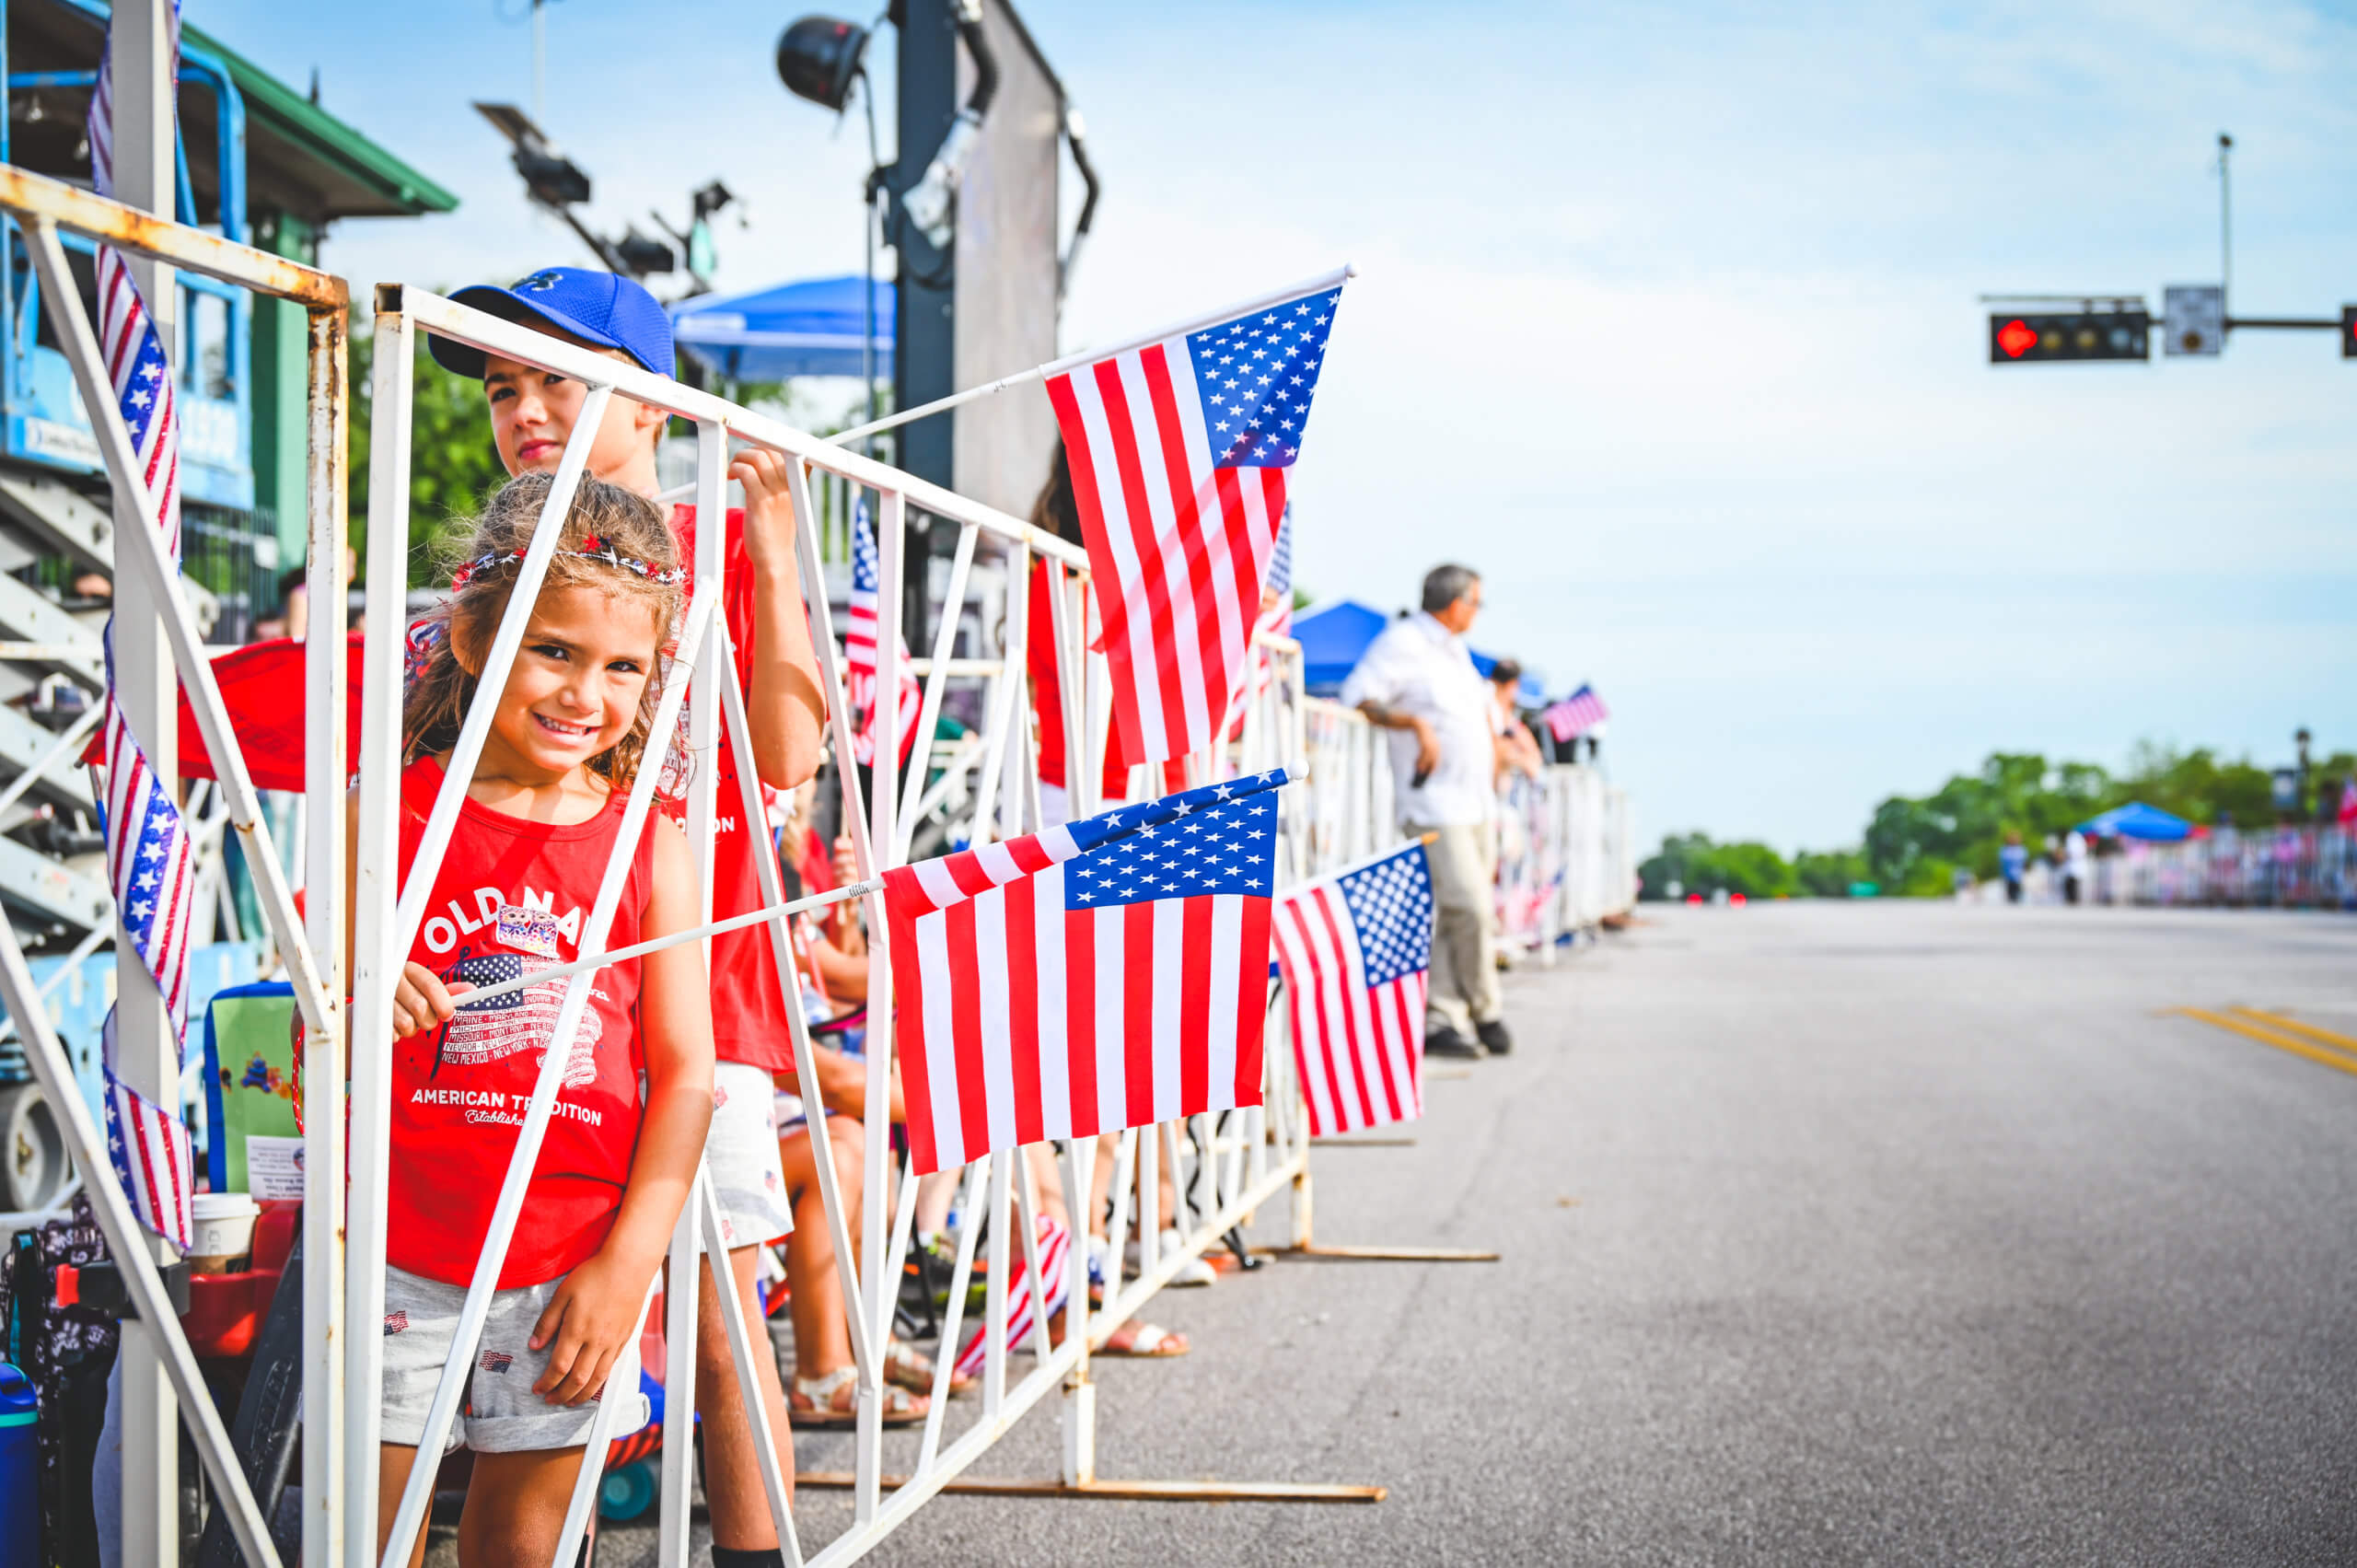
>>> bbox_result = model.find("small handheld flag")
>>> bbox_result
[1543,684,1609,746]
[1273,841,1433,1137]
[1046,281,1344,765]
[845,500,922,767]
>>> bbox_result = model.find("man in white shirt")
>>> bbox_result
[1340,565,1511,1057]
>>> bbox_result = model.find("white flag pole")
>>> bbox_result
[824,262,1355,449]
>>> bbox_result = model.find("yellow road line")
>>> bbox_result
[2227,1007,2357,1060]
[2175,1007,2357,1081]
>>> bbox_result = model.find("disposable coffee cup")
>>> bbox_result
[187,1191,261,1274]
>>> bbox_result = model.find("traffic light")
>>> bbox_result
[2343,305,2357,359]
[1989,310,2151,364]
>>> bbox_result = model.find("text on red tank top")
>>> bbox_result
[387,758,653,1289]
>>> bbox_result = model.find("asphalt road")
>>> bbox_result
[517,900,2357,1566]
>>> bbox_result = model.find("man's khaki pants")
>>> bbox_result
[1420,820,1501,1038]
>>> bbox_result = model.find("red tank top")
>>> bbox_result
[668,504,795,1073]
[387,757,656,1289]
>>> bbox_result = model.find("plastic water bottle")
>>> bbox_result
[0,1361,38,1568]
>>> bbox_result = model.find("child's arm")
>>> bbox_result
[729,447,829,793]
[530,815,715,1406]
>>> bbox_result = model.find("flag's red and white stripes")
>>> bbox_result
[1543,685,1609,745]
[101,1009,194,1248]
[1219,597,1294,748]
[1272,880,1425,1137]
[844,505,920,767]
[1047,344,1285,765]
[954,1211,1072,1379]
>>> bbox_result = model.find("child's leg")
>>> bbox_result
[376,1445,430,1568]
[693,1242,796,1552]
[377,1266,482,1568]
[456,1446,588,1566]
[697,1061,804,1554]
[779,1118,864,1382]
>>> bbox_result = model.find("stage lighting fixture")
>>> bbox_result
[777,16,871,111]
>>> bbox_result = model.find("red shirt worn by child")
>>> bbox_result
[668,504,796,1074]
[388,758,656,1290]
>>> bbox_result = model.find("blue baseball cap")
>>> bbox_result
[429,265,675,379]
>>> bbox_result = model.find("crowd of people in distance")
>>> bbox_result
[1341,564,1565,1059]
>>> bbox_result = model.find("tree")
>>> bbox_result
[1793,848,1870,897]
[347,308,509,587]
[1637,832,1799,900]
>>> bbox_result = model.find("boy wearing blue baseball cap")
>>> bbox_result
[431,267,830,1568]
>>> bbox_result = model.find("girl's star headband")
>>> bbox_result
[447,535,687,594]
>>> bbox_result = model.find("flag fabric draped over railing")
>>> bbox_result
[88,5,200,1249]
[1544,684,1609,746]
[1273,840,1433,1137]
[884,771,1291,1175]
[845,499,921,768]
[1046,283,1343,765]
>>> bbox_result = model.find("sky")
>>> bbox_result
[197,0,2357,853]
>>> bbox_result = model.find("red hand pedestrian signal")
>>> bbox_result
[1996,319,2038,359]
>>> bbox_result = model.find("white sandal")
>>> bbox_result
[788,1365,927,1428]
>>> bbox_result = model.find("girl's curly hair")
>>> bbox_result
[401,472,683,791]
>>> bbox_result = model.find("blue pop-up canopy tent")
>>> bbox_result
[670,274,892,382]
[1294,600,1548,704]
[1294,599,1391,695]
[2078,801,2193,842]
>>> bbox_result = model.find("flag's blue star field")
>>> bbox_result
[1062,772,1289,910]
[1338,845,1434,988]
[1187,289,1341,470]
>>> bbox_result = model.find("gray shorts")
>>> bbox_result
[709,1060,795,1249]
[379,1265,649,1454]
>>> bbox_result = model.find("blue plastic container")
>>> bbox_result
[0,1361,38,1568]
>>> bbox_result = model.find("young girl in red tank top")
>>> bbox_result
[355,472,715,1566]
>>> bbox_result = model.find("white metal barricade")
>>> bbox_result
[354,285,1379,1567]
[0,155,1642,1564]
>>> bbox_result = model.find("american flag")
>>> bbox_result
[1272,842,1432,1137]
[442,954,598,1087]
[1045,283,1344,765]
[1543,684,1609,746]
[89,7,200,1249]
[101,1006,193,1248]
[953,1211,1071,1379]
[845,500,921,768]
[884,771,1289,1176]
[1219,504,1295,744]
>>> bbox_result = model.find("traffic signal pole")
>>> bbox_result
[1985,134,2355,365]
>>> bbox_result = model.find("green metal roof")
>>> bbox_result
[181,20,458,218]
